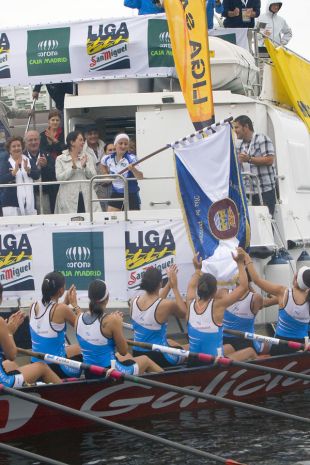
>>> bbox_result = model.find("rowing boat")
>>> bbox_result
[1,351,309,441]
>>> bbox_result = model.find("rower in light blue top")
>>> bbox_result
[29,271,82,378]
[240,249,310,355]
[186,249,248,365]
[76,279,162,377]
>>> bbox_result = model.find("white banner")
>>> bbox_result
[0,15,249,86]
[0,219,193,304]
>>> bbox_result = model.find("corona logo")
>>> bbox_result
[159,32,171,49]
[66,247,91,262]
[37,40,59,51]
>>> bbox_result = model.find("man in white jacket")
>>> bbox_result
[258,1,292,50]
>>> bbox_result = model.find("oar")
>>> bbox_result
[16,348,310,425]
[224,329,310,352]
[127,340,310,383]
[0,442,69,465]
[0,385,245,465]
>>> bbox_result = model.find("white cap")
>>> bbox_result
[114,133,129,145]
[296,266,310,291]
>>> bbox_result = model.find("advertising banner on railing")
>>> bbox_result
[0,15,248,86]
[0,219,193,305]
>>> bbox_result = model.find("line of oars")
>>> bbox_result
[1,381,244,465]
[16,348,310,425]
[0,441,69,465]
[127,340,310,382]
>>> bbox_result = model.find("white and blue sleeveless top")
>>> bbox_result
[276,289,310,339]
[76,312,116,367]
[131,296,183,365]
[223,291,255,334]
[188,299,223,357]
[29,300,66,360]
[0,346,24,388]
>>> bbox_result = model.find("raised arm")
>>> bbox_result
[167,267,187,318]
[241,250,286,299]
[216,249,248,309]
[186,253,202,306]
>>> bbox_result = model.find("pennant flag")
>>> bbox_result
[265,40,310,132]
[174,123,250,285]
[164,0,214,129]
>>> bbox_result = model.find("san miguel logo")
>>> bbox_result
[53,232,104,290]
[148,20,174,68]
[126,229,176,291]
[0,33,10,78]
[87,22,130,71]
[0,234,34,291]
[208,199,239,240]
[27,27,71,76]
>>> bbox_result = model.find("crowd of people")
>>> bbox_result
[0,107,142,216]
[1,246,309,388]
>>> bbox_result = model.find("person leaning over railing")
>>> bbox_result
[0,136,40,216]
[54,130,101,214]
[100,133,143,212]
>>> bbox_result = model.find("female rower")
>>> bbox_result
[239,249,310,355]
[130,266,187,368]
[186,248,248,363]
[29,272,82,378]
[76,279,162,376]
[0,284,60,387]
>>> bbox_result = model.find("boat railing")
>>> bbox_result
[241,172,263,205]
[0,172,265,219]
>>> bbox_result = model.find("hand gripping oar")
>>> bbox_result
[0,384,245,465]
[224,329,310,352]
[126,340,310,383]
[16,348,310,425]
[0,442,69,465]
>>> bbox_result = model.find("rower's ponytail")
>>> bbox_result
[88,280,109,315]
[42,272,65,305]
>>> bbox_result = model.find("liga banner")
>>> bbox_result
[174,123,250,285]
[0,219,193,305]
[265,40,310,132]
[164,0,214,129]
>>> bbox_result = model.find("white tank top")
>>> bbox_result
[226,291,254,319]
[131,296,163,330]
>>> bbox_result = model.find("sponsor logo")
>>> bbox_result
[0,32,10,78]
[87,22,130,72]
[53,232,104,290]
[126,229,175,291]
[0,234,34,290]
[148,19,174,68]
[27,27,71,76]
[208,198,239,240]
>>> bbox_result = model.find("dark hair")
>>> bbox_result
[6,136,24,153]
[0,282,3,295]
[140,268,162,293]
[104,142,114,153]
[197,273,217,300]
[234,115,254,132]
[84,124,98,134]
[48,109,62,120]
[41,272,65,305]
[66,130,84,150]
[88,280,108,315]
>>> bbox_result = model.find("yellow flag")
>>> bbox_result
[164,0,214,129]
[266,40,310,132]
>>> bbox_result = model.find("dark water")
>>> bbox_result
[1,390,310,465]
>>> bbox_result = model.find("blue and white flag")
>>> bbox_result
[174,123,250,286]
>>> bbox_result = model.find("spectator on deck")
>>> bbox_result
[32,83,74,112]
[0,136,39,216]
[83,124,108,211]
[258,1,292,50]
[234,115,276,216]
[40,109,65,160]
[207,0,224,30]
[101,133,143,212]
[124,0,164,15]
[0,101,32,160]
[55,131,101,214]
[222,0,260,28]
[24,130,57,214]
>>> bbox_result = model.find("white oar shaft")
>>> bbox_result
[152,344,189,358]
[44,354,82,370]
[244,332,281,345]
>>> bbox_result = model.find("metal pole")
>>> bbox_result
[25,98,36,135]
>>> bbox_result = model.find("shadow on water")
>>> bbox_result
[2,390,310,465]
